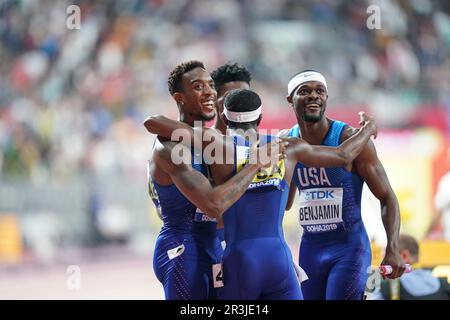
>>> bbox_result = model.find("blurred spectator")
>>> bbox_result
[21,211,62,265]
[428,147,450,241]
[371,234,450,300]
[0,0,449,182]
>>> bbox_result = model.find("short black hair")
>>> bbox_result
[224,89,261,113]
[224,89,261,127]
[210,62,251,90]
[168,60,205,95]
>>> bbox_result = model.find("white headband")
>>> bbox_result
[287,71,328,96]
[223,106,262,123]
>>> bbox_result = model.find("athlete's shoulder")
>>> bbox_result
[153,138,179,157]
[336,119,377,153]
[337,120,378,164]
[338,121,358,143]
[283,124,301,138]
[277,129,290,138]
[152,138,191,171]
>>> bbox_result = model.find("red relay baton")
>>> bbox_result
[379,264,413,276]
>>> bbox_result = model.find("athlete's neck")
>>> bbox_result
[228,126,257,138]
[179,113,204,127]
[298,117,331,145]
[213,120,227,135]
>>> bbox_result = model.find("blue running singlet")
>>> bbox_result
[148,146,223,300]
[289,120,371,300]
[217,135,303,300]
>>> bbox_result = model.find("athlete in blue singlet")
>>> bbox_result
[148,61,279,300]
[215,90,302,299]
[285,70,406,300]
[210,62,252,245]
[146,88,378,300]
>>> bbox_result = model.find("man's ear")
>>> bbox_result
[286,95,293,106]
[173,92,185,106]
[256,114,262,126]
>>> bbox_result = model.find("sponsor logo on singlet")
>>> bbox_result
[167,244,185,260]
[248,162,285,189]
[297,167,332,188]
[299,187,343,232]
[193,209,217,223]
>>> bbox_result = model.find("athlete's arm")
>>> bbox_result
[144,115,193,139]
[283,112,377,168]
[155,140,284,218]
[353,139,405,279]
[144,115,227,156]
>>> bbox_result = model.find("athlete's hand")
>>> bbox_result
[358,111,377,139]
[380,248,406,280]
[250,138,288,168]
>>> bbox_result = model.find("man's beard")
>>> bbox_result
[189,110,216,121]
[302,111,324,123]
[199,111,216,121]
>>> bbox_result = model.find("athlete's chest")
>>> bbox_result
[290,121,352,189]
[294,164,351,189]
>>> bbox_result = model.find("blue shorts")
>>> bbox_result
[218,238,303,300]
[153,231,223,300]
[299,221,371,300]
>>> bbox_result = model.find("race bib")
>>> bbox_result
[298,187,343,231]
[236,145,286,190]
[212,263,224,288]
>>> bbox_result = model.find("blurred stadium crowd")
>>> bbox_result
[1,0,449,182]
[0,0,449,260]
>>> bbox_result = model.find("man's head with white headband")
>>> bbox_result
[223,89,262,128]
[286,70,329,123]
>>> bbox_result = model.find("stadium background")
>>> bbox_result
[0,0,449,299]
